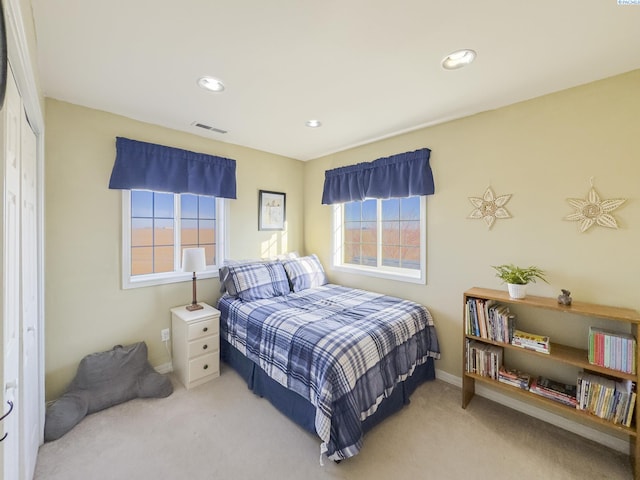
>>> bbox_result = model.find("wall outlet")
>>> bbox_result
[161,328,170,342]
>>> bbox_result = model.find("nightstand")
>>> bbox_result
[170,303,220,389]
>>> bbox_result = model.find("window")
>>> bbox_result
[333,196,426,283]
[122,190,225,289]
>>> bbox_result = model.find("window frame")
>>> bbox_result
[121,190,227,289]
[331,196,426,284]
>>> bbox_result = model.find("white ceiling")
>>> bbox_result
[31,1,640,161]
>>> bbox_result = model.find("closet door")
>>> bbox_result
[2,64,21,480]
[20,106,38,480]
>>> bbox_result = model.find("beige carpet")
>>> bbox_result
[35,367,633,479]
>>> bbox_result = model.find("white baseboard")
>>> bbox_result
[435,368,630,454]
[155,362,173,374]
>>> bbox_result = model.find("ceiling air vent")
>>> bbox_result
[192,122,227,134]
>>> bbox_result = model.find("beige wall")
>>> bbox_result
[44,99,304,399]
[304,70,640,379]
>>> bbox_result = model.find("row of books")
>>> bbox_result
[588,326,636,374]
[577,373,636,427]
[473,361,638,426]
[465,298,550,355]
[465,298,516,343]
[511,329,550,354]
[498,366,531,390]
[466,340,503,380]
[529,376,577,407]
[497,368,580,409]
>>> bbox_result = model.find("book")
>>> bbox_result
[625,391,637,427]
[529,376,577,407]
[476,299,487,339]
[530,376,577,406]
[511,329,550,354]
[467,299,479,336]
[498,366,531,390]
[576,372,636,426]
[466,339,503,380]
[588,326,636,374]
[533,376,577,398]
[466,298,517,343]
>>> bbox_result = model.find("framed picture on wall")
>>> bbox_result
[258,190,286,231]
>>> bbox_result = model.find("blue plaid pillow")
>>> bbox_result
[226,261,290,301]
[218,259,264,295]
[282,254,328,292]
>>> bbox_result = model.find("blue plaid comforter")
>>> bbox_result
[217,284,440,460]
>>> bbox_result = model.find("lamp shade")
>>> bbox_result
[182,248,206,273]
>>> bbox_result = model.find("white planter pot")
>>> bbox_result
[507,283,527,299]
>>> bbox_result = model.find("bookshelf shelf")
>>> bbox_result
[467,373,636,437]
[465,334,638,382]
[462,287,640,474]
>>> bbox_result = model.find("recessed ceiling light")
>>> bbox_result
[305,119,322,128]
[197,76,225,92]
[441,49,477,70]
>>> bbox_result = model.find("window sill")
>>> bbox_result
[331,264,425,285]
[122,269,219,290]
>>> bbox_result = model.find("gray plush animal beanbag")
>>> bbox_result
[44,342,173,441]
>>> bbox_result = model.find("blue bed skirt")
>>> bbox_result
[221,338,436,438]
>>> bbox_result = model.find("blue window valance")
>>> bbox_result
[108,137,237,198]
[321,148,434,205]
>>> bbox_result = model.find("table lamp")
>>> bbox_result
[182,247,206,311]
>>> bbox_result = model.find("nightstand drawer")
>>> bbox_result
[189,352,219,382]
[187,334,219,358]
[187,317,218,341]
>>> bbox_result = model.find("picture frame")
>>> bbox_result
[258,190,286,231]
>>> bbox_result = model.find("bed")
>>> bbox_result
[216,255,440,461]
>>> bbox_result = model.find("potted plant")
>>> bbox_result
[491,264,548,299]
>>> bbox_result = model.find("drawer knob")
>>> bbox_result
[203,364,209,370]
[203,327,208,332]
[203,344,208,350]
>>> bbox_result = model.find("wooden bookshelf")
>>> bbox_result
[462,287,640,477]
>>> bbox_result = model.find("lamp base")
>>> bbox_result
[186,303,204,312]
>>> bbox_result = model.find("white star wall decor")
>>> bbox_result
[564,179,626,233]
[468,186,512,229]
